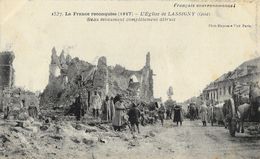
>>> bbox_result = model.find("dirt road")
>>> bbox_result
[1,119,260,159]
[89,120,260,159]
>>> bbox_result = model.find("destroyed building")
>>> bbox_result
[0,51,39,117]
[40,47,154,110]
[0,51,15,90]
[0,51,15,111]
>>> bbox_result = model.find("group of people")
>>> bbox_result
[72,92,141,133]
[73,90,215,132]
[187,103,199,121]
[157,104,184,126]
[72,91,188,134]
[103,94,141,133]
[188,102,212,127]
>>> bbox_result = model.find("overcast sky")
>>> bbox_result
[0,0,258,102]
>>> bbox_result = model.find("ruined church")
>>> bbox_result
[40,47,154,108]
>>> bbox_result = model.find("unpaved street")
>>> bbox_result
[90,120,260,159]
[1,119,260,159]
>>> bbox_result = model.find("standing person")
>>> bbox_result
[158,104,166,126]
[189,103,196,121]
[166,104,172,120]
[140,108,146,126]
[207,104,214,126]
[112,95,125,131]
[101,96,111,122]
[196,107,199,119]
[91,91,102,119]
[3,92,11,120]
[28,104,38,118]
[200,102,208,126]
[75,94,82,121]
[127,103,141,133]
[173,105,183,126]
[110,97,115,121]
[81,90,88,116]
[153,102,159,123]
[180,106,184,123]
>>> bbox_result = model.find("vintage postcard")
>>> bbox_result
[0,0,260,159]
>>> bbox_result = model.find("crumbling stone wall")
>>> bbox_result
[0,51,15,111]
[0,51,15,90]
[140,52,154,102]
[40,47,154,111]
[0,51,40,116]
[93,56,108,96]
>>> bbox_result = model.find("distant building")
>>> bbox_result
[202,57,260,104]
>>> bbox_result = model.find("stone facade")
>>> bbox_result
[40,47,154,108]
[203,57,260,104]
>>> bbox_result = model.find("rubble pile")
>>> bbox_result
[0,49,158,158]
[0,116,146,159]
[0,88,39,121]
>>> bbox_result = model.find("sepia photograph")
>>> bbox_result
[0,0,260,158]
